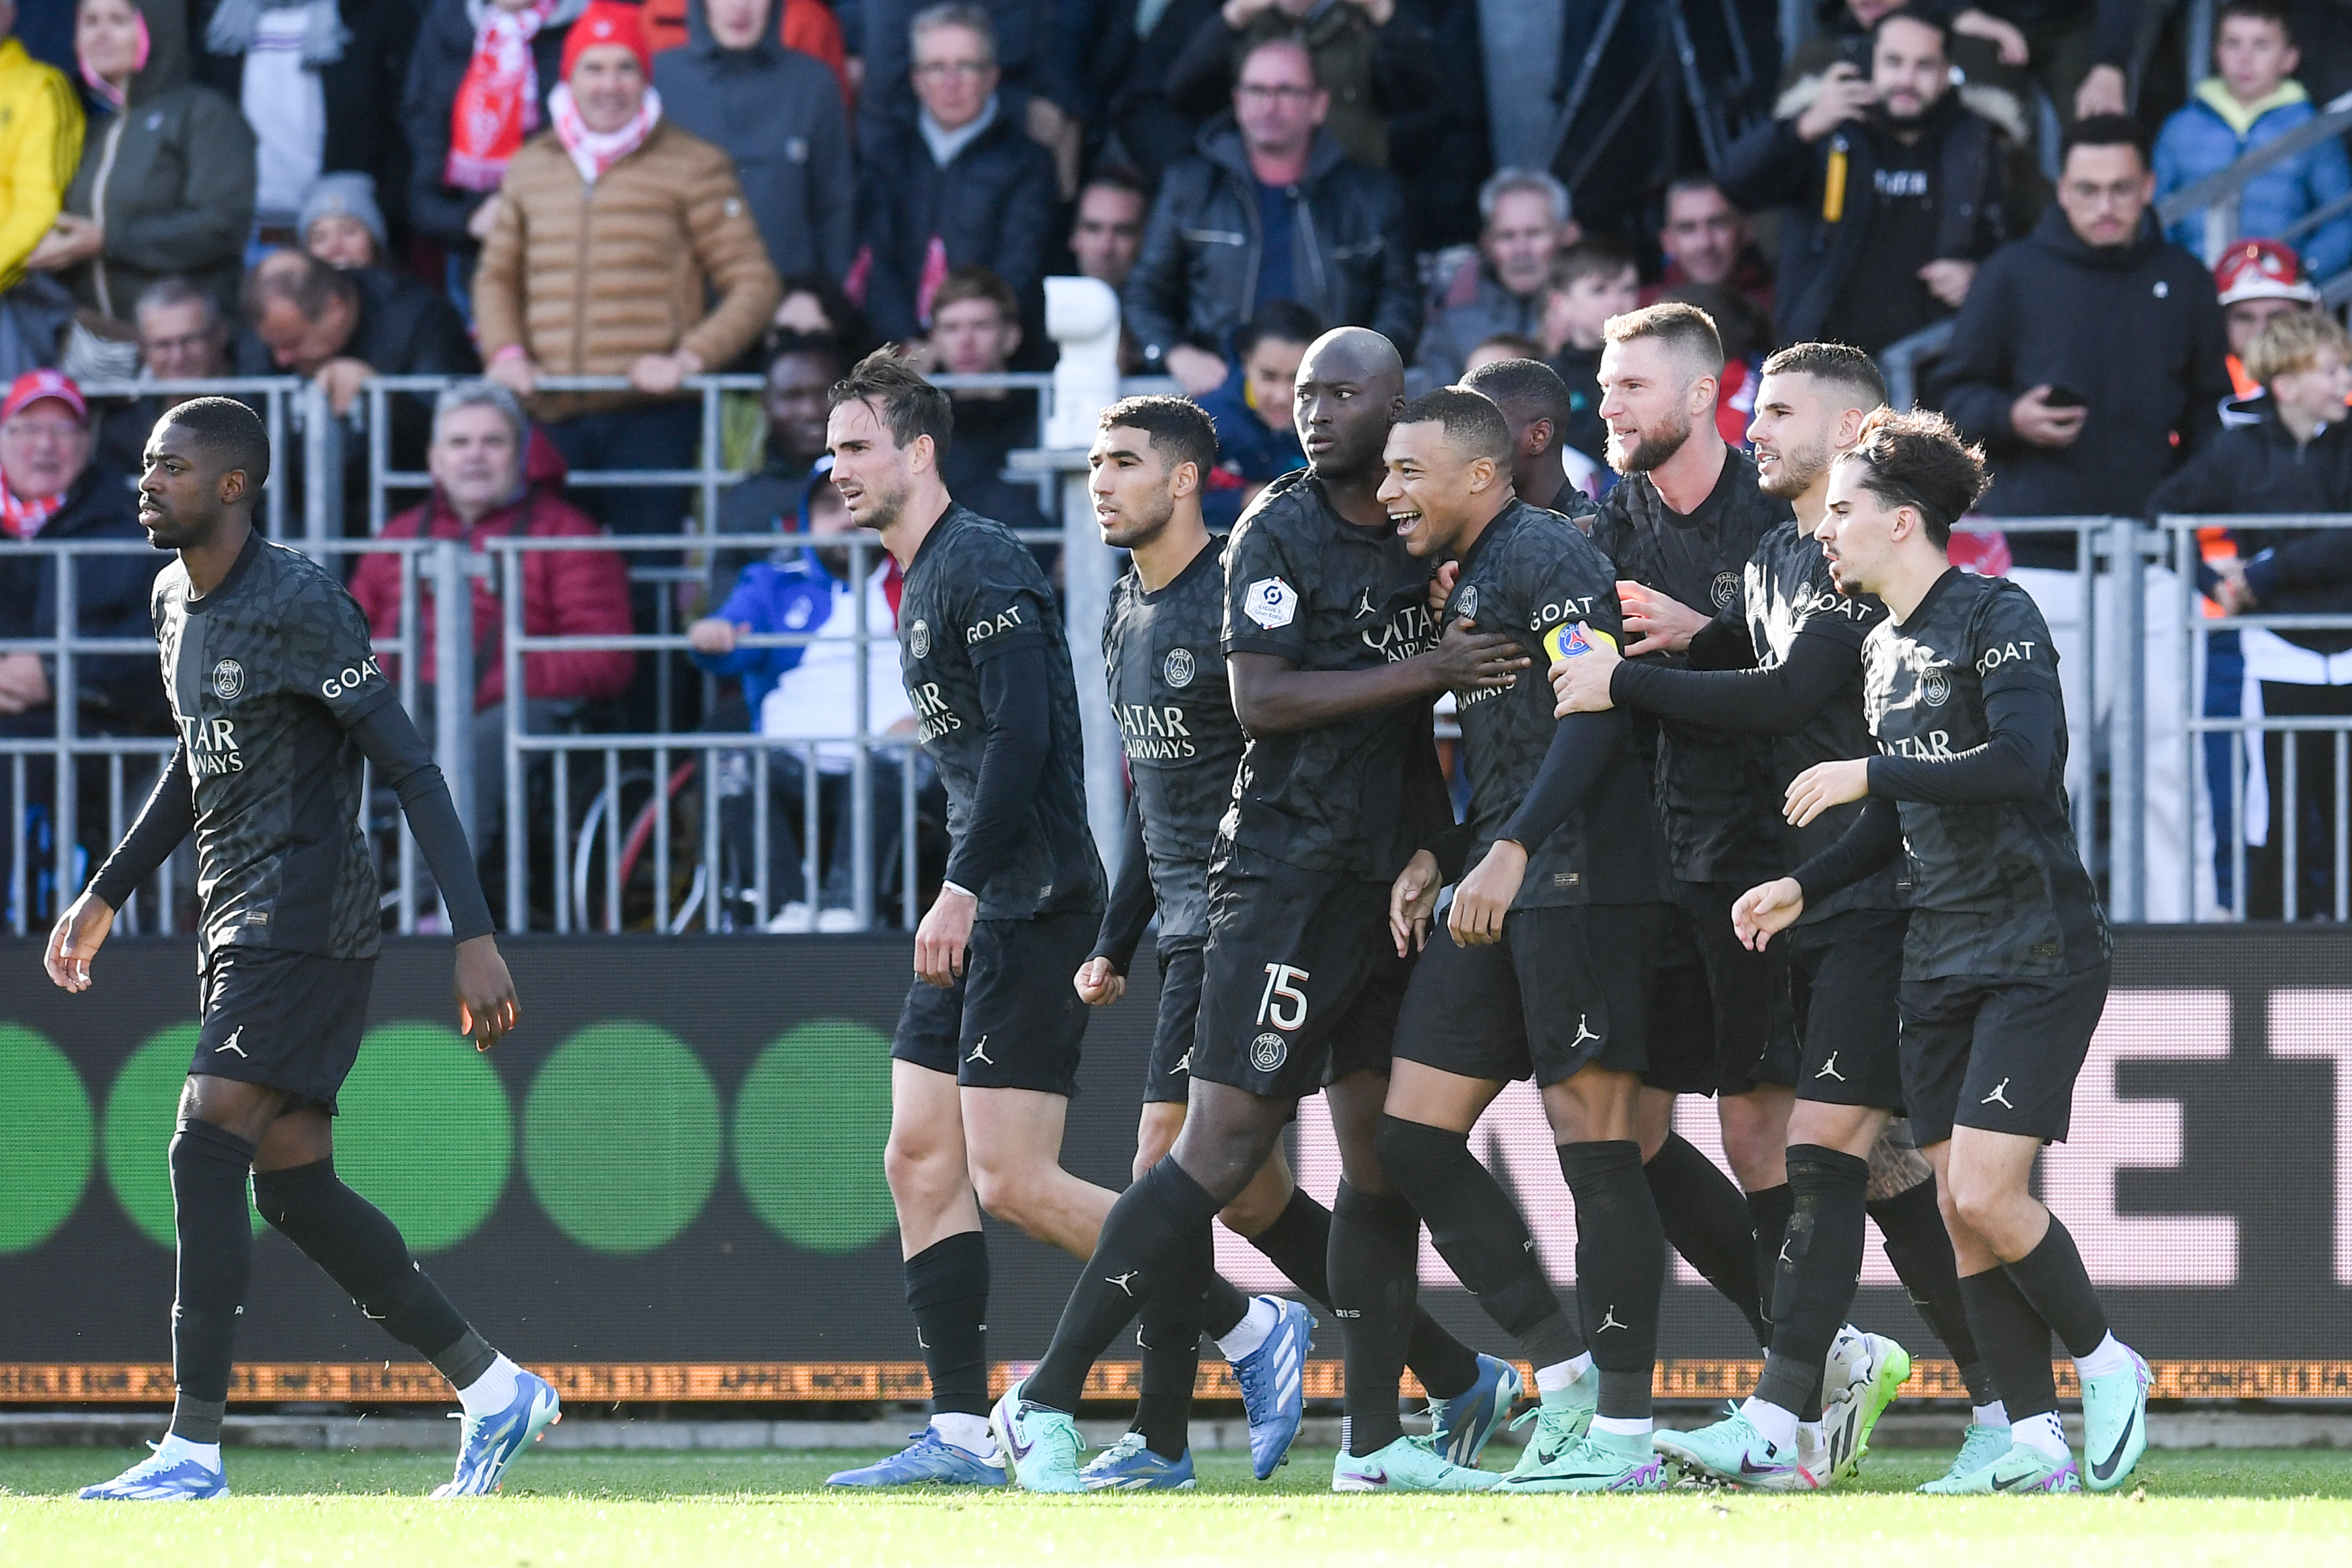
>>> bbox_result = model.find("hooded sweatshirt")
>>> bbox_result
[1936,205,2233,569]
[651,0,853,281]
[63,0,257,323]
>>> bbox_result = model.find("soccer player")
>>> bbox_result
[1373,387,1674,1492]
[1458,357,1593,518]
[1555,344,1999,1488]
[49,398,548,1502]
[1582,303,1803,1353]
[990,328,1528,1493]
[1073,394,1499,1490]
[1737,408,2149,1496]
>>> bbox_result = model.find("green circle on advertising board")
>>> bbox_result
[101,1024,261,1246]
[0,1025,94,1253]
[524,1021,720,1253]
[334,1021,514,1253]
[732,1019,894,1254]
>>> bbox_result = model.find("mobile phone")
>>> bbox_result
[2042,383,2088,409]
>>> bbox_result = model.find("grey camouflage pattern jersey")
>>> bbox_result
[1862,570,2109,977]
[153,533,396,965]
[1590,450,1788,884]
[898,504,1105,919]
[1744,518,1906,919]
[1219,468,1449,881]
[1103,537,1243,941]
[1445,500,1667,906]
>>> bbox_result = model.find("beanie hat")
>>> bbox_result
[561,1,653,81]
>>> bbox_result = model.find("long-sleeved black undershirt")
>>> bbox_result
[941,641,1052,897]
[1610,632,1852,735]
[1091,788,1156,972]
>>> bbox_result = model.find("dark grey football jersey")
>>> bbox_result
[1104,537,1243,941]
[897,504,1105,919]
[1444,501,1667,907]
[1591,451,1788,885]
[1220,469,1448,881]
[1861,570,2109,977]
[1743,519,1905,919]
[153,533,394,965]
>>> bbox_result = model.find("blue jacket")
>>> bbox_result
[2156,79,2352,280]
[692,549,847,716]
[1196,367,1305,531]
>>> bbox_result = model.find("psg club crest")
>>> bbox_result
[1921,667,1952,706]
[211,659,244,701]
[1164,647,1196,688]
[1711,570,1739,608]
[1455,585,1478,622]
[909,619,932,659]
[1251,1031,1287,1072]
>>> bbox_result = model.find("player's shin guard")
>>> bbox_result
[1024,1158,1219,1414]
[1754,1146,1869,1417]
[905,1231,992,1418]
[1645,1133,1771,1346]
[250,1158,487,1384]
[1248,1185,1482,1401]
[2002,1217,2112,1360]
[1958,1266,2059,1419]
[1558,1140,1664,1421]
[1378,1116,1584,1369]
[1329,1183,1421,1455]
[1871,1176,1996,1405]
[168,1120,258,1444]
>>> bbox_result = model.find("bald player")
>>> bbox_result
[991,329,1530,1493]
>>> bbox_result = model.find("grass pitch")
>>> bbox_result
[3,1447,2349,1567]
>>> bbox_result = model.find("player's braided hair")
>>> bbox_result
[160,396,271,494]
[1834,406,1989,549]
[828,346,954,460]
[1100,395,1217,479]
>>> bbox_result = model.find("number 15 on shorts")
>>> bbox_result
[1258,963,1310,1031]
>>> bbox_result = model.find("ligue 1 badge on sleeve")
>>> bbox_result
[1244,577,1298,630]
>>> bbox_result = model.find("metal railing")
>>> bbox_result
[78,376,308,540]
[2154,87,2352,272]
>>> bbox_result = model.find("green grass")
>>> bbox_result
[3,1449,2349,1567]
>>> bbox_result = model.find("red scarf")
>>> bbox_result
[0,478,68,540]
[549,82,661,184]
[446,0,562,192]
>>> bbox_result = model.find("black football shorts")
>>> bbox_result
[1783,908,1909,1112]
[1900,962,2110,1145]
[191,946,376,1115]
[892,909,1098,1096]
[1640,880,1800,1097]
[1392,903,1663,1086]
[1142,938,1207,1105]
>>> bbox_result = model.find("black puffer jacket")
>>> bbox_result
[0,460,167,727]
[1125,120,1417,364]
[857,105,1060,343]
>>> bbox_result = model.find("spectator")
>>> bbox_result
[0,369,165,912]
[299,170,386,268]
[1165,0,1437,173]
[402,0,587,279]
[197,0,422,238]
[853,0,1079,189]
[1460,354,1588,514]
[1084,0,1223,184]
[2156,312,2352,917]
[1069,167,1148,292]
[1461,330,1541,375]
[689,460,915,931]
[2216,238,2320,405]
[348,379,635,836]
[24,0,255,329]
[1721,5,2008,354]
[87,275,234,473]
[1413,167,1575,386]
[1818,0,2133,127]
[712,329,849,595]
[238,246,478,414]
[1938,113,2228,920]
[1127,34,1417,394]
[2156,1,2352,282]
[1536,236,1639,470]
[475,0,780,535]
[926,267,1034,489]
[0,0,84,378]
[856,3,1058,347]
[655,0,855,283]
[1642,174,1775,321]
[644,0,853,104]
[772,268,876,356]
[1195,296,1314,528]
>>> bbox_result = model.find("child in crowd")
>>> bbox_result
[1196,300,1317,531]
[1536,237,1640,471]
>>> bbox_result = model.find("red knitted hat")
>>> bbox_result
[562,1,653,82]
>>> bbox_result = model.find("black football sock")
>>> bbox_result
[1199,1271,1250,1341]
[1559,1140,1664,1421]
[1248,1185,1481,1400]
[1870,1177,1996,1405]
[1379,1116,1584,1370]
[1755,1146,1869,1416]
[1132,1292,1202,1461]
[1025,1158,1219,1414]
[167,1119,257,1445]
[1958,1266,2058,1420]
[1645,1133,1771,1346]
[2002,1217,2112,1359]
[250,1159,485,1382]
[1748,1182,1796,1339]
[905,1231,991,1419]
[1329,1182,1421,1455]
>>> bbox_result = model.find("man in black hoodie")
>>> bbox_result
[1935,113,2229,920]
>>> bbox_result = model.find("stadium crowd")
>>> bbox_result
[5,0,2352,926]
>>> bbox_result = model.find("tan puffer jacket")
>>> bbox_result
[474,119,782,421]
